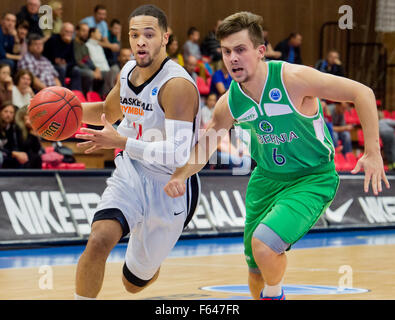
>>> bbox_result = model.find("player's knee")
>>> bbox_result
[122,276,145,294]
[251,237,277,259]
[86,231,116,258]
[251,224,290,258]
[122,263,159,294]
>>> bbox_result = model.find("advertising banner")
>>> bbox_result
[0,171,394,246]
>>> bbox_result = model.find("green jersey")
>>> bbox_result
[228,60,335,178]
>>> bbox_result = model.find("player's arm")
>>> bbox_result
[287,64,390,194]
[164,92,235,198]
[81,77,123,126]
[76,77,199,161]
[116,78,199,166]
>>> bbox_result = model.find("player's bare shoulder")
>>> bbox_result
[158,77,199,121]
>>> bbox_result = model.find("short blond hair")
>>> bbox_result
[216,11,264,48]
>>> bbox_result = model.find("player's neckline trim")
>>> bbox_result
[127,57,171,95]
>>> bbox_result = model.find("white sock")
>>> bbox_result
[262,281,283,297]
[74,293,97,300]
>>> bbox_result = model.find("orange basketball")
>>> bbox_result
[28,86,82,141]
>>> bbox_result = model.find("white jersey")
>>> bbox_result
[117,57,201,175]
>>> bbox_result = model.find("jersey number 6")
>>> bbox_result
[272,148,286,166]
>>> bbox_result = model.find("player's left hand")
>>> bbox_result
[351,152,390,195]
[76,113,127,153]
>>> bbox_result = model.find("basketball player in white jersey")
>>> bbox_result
[73,5,201,299]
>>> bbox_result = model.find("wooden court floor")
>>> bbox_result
[1,244,394,300]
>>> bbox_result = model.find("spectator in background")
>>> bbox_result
[166,34,184,66]
[0,102,27,168]
[200,20,222,63]
[320,99,335,144]
[15,105,43,168]
[12,69,34,109]
[274,32,303,64]
[111,47,133,84]
[210,60,232,97]
[43,22,83,90]
[85,27,114,96]
[0,64,13,107]
[0,13,20,70]
[43,0,63,40]
[332,101,353,155]
[262,29,281,60]
[183,27,202,61]
[105,19,121,66]
[14,20,30,57]
[73,23,101,94]
[201,92,217,128]
[315,49,345,77]
[80,5,120,54]
[16,0,43,36]
[184,54,198,82]
[378,110,395,171]
[18,33,61,91]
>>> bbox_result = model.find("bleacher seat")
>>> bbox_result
[72,90,87,103]
[334,152,347,171]
[344,108,360,125]
[383,110,392,119]
[196,76,211,96]
[87,91,103,102]
[357,129,383,147]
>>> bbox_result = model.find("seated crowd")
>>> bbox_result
[0,0,394,171]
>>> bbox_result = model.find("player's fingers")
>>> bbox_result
[175,182,185,197]
[351,161,361,174]
[76,140,94,148]
[85,145,101,154]
[167,184,179,198]
[371,172,378,196]
[75,133,96,140]
[382,170,391,189]
[364,171,371,193]
[79,128,100,135]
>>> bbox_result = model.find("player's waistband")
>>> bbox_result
[256,161,336,181]
[128,156,173,183]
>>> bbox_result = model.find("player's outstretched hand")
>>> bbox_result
[76,113,127,153]
[164,176,186,198]
[351,152,390,196]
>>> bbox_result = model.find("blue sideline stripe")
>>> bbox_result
[1,229,395,269]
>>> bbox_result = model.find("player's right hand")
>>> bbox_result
[164,177,186,198]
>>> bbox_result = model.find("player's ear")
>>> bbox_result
[257,44,266,59]
[162,31,169,47]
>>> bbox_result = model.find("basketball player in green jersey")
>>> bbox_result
[164,12,390,300]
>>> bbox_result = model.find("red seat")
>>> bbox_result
[392,111,395,120]
[350,108,360,125]
[87,91,103,102]
[334,152,347,171]
[344,152,357,171]
[358,129,383,147]
[383,110,392,119]
[72,90,87,103]
[344,110,353,124]
[196,76,211,96]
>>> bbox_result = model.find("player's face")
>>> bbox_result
[129,16,168,68]
[220,29,265,83]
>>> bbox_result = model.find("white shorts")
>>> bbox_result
[93,151,200,283]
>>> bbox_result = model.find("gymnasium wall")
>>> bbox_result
[1,0,377,67]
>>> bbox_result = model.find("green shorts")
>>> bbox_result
[244,165,340,269]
